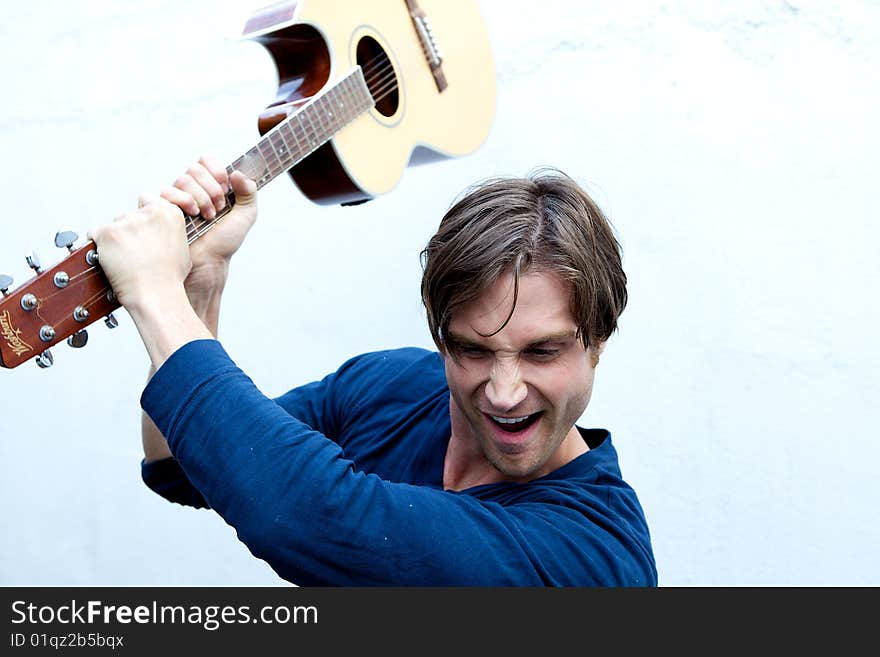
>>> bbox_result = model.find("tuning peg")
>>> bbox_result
[26,251,42,274]
[55,231,79,252]
[104,313,119,329]
[67,329,89,348]
[0,274,12,296]
[35,350,54,369]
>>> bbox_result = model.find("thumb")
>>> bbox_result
[229,171,258,207]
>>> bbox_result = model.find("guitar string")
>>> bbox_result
[51,56,404,330]
[182,60,399,245]
[181,58,397,244]
[179,55,397,232]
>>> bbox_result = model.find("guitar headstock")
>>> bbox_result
[0,232,120,370]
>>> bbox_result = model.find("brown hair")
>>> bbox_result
[420,168,627,354]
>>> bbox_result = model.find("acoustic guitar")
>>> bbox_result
[0,0,496,370]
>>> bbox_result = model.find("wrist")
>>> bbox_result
[126,286,215,370]
[184,261,228,330]
[185,259,229,298]
[185,284,224,320]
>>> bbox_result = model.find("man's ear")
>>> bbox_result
[590,340,607,367]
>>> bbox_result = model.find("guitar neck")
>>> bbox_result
[187,66,375,243]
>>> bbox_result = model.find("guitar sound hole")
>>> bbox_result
[356,36,398,117]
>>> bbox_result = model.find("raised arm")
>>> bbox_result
[128,157,258,462]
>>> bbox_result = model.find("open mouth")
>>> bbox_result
[487,411,543,433]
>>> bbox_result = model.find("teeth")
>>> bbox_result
[491,415,530,424]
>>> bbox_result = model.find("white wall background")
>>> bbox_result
[1,0,877,586]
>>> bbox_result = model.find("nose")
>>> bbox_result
[484,357,528,412]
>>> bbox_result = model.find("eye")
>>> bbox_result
[524,347,559,361]
[459,344,490,359]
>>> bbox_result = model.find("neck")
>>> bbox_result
[442,403,588,491]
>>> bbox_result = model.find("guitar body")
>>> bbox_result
[245,0,496,204]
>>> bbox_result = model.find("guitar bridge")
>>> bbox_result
[404,0,447,92]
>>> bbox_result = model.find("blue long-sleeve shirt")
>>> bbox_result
[141,339,657,586]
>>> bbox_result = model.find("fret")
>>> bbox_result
[336,77,348,119]
[343,76,359,120]
[314,94,330,141]
[328,84,342,123]
[280,121,303,163]
[319,93,332,133]
[256,139,279,182]
[296,114,311,152]
[336,86,351,128]
[290,115,307,157]
[260,132,281,171]
[328,89,344,132]
[303,108,320,150]
[272,123,293,164]
[264,131,281,163]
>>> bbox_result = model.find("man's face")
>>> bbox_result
[443,270,601,481]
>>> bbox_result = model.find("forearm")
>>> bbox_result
[141,283,225,463]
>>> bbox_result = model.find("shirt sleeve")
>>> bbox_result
[140,346,352,508]
[141,456,209,509]
[141,339,654,586]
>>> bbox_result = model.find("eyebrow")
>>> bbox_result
[523,331,578,347]
[445,330,578,348]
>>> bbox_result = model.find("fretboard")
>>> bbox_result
[186,66,374,243]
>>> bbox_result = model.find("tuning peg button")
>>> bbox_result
[35,350,54,369]
[55,231,79,252]
[67,330,88,348]
[104,313,119,329]
[0,274,12,296]
[26,251,42,274]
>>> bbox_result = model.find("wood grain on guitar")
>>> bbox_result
[0,0,495,370]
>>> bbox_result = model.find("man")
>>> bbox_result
[90,157,657,586]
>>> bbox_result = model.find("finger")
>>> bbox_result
[152,196,186,223]
[139,200,186,239]
[187,161,226,213]
[160,186,200,218]
[229,171,258,205]
[137,192,161,209]
[174,173,215,219]
[199,155,230,193]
